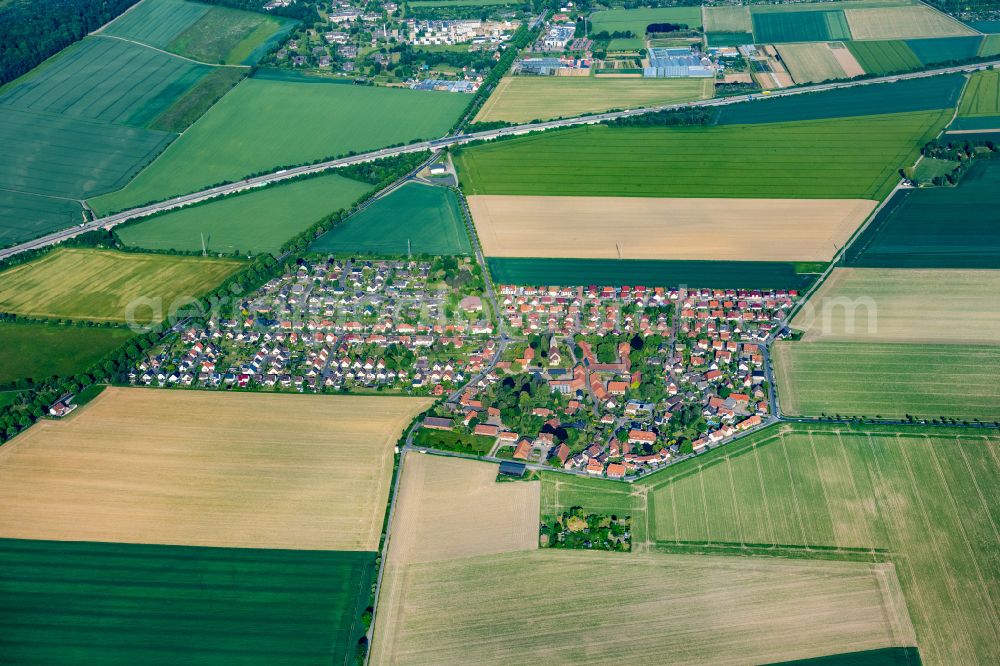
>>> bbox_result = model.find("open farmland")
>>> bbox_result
[118,172,372,254]
[455,110,949,200]
[0,248,242,324]
[168,6,295,65]
[703,5,751,33]
[0,322,132,386]
[845,159,1000,268]
[789,268,1000,343]
[474,76,712,123]
[589,7,703,36]
[906,36,984,66]
[310,182,470,256]
[372,550,915,665]
[0,388,430,550]
[959,69,1000,117]
[844,5,977,39]
[0,538,375,665]
[775,43,852,84]
[98,0,210,50]
[751,9,852,43]
[90,72,468,214]
[387,454,538,564]
[0,191,83,247]
[846,40,922,74]
[147,66,247,132]
[773,341,1000,419]
[469,195,875,262]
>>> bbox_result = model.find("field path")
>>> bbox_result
[94,33,250,68]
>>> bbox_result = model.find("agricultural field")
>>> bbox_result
[387,454,539,565]
[905,36,984,66]
[118,172,373,254]
[147,66,247,132]
[776,43,855,84]
[0,388,431,550]
[310,182,470,256]
[540,472,648,543]
[473,76,713,123]
[789,268,1000,344]
[469,195,875,262]
[487,257,820,290]
[372,550,915,665]
[455,110,949,200]
[0,191,83,247]
[0,322,133,386]
[588,7,703,36]
[845,159,1000,268]
[89,72,468,214]
[714,74,963,124]
[0,539,376,665]
[703,5,751,33]
[0,248,242,324]
[706,31,754,46]
[844,5,977,40]
[959,69,1000,117]
[751,9,852,44]
[980,34,1000,57]
[773,341,1000,419]
[845,40,922,74]
[98,0,211,50]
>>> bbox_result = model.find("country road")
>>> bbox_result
[3,58,997,262]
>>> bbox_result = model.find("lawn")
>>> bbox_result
[118,172,373,254]
[0,321,132,386]
[89,72,468,214]
[751,9,852,43]
[0,191,84,247]
[637,423,1000,664]
[846,40,921,74]
[310,182,469,256]
[474,76,713,123]
[540,471,647,543]
[456,110,949,200]
[905,35,984,66]
[845,159,1000,267]
[773,341,1000,420]
[412,427,495,455]
[0,248,242,324]
[0,538,375,666]
[589,7,702,36]
[0,388,431,550]
[0,391,22,410]
[958,69,1000,117]
[487,257,820,290]
[844,5,977,40]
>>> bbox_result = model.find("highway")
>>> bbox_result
[3,57,998,262]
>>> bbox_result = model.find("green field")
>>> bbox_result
[0,391,23,410]
[773,341,1000,420]
[409,0,515,5]
[589,7,702,36]
[846,40,921,74]
[100,0,211,50]
[168,6,296,65]
[310,182,470,256]
[706,31,755,46]
[0,191,84,247]
[540,472,647,543]
[487,258,820,290]
[959,69,1000,117]
[0,248,242,323]
[751,9,852,43]
[148,67,247,132]
[0,538,374,665]
[457,110,949,200]
[765,648,922,666]
[119,172,373,254]
[905,36,984,66]
[90,72,469,214]
[980,34,1000,56]
[0,322,133,386]
[845,159,1000,268]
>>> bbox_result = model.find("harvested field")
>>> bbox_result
[846,40,922,74]
[776,43,849,84]
[388,454,538,564]
[789,267,1000,343]
[844,6,976,39]
[469,195,876,262]
[704,5,751,33]
[0,322,132,386]
[828,41,866,77]
[0,388,431,550]
[372,550,915,665]
[0,248,241,323]
[752,9,852,44]
[959,69,1000,117]
[474,76,712,123]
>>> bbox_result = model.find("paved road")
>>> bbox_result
[4,58,997,262]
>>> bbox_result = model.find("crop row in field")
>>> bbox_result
[635,422,1000,664]
[487,257,820,290]
[99,0,211,50]
[752,9,851,43]
[0,190,83,247]
[706,31,755,46]
[844,5,977,40]
[456,110,949,200]
[310,182,470,256]
[474,76,713,124]
[845,40,921,74]
[148,66,247,132]
[90,71,469,214]
[0,248,242,324]
[589,7,702,36]
[0,538,375,665]
[959,69,1000,117]
[119,171,372,254]
[776,42,854,84]
[845,159,1000,268]
[0,321,133,387]
[906,35,984,65]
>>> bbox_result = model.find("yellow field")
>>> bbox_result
[468,195,876,262]
[791,268,1000,343]
[372,551,915,665]
[474,76,713,124]
[829,41,866,77]
[387,454,539,565]
[0,248,242,324]
[703,5,751,33]
[0,388,431,550]
[844,6,977,40]
[777,42,850,84]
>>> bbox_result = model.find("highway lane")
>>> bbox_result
[3,58,997,262]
